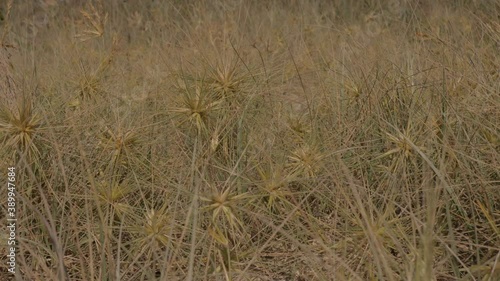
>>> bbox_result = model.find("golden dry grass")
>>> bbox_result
[0,0,499,280]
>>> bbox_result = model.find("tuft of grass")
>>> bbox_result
[0,99,42,161]
[287,142,324,178]
[171,80,222,136]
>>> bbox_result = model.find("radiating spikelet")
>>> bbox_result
[98,127,140,170]
[287,143,324,178]
[201,184,249,236]
[209,62,243,99]
[171,83,222,135]
[255,163,293,211]
[96,180,133,217]
[131,204,171,251]
[0,100,42,160]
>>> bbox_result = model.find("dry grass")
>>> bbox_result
[0,0,499,280]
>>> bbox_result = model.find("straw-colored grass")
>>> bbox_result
[1,0,499,280]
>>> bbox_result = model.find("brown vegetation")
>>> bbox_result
[0,0,499,280]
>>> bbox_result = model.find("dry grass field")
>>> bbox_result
[0,0,499,280]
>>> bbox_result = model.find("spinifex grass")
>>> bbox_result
[0,99,42,159]
[3,1,499,280]
[171,79,222,136]
[201,185,248,275]
[255,162,294,211]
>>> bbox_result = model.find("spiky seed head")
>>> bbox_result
[287,144,323,178]
[256,164,292,210]
[172,84,221,134]
[96,180,132,216]
[201,187,247,231]
[211,64,242,98]
[141,207,170,247]
[0,101,42,159]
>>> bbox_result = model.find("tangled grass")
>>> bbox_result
[0,0,499,280]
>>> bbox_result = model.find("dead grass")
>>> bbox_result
[0,0,499,280]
